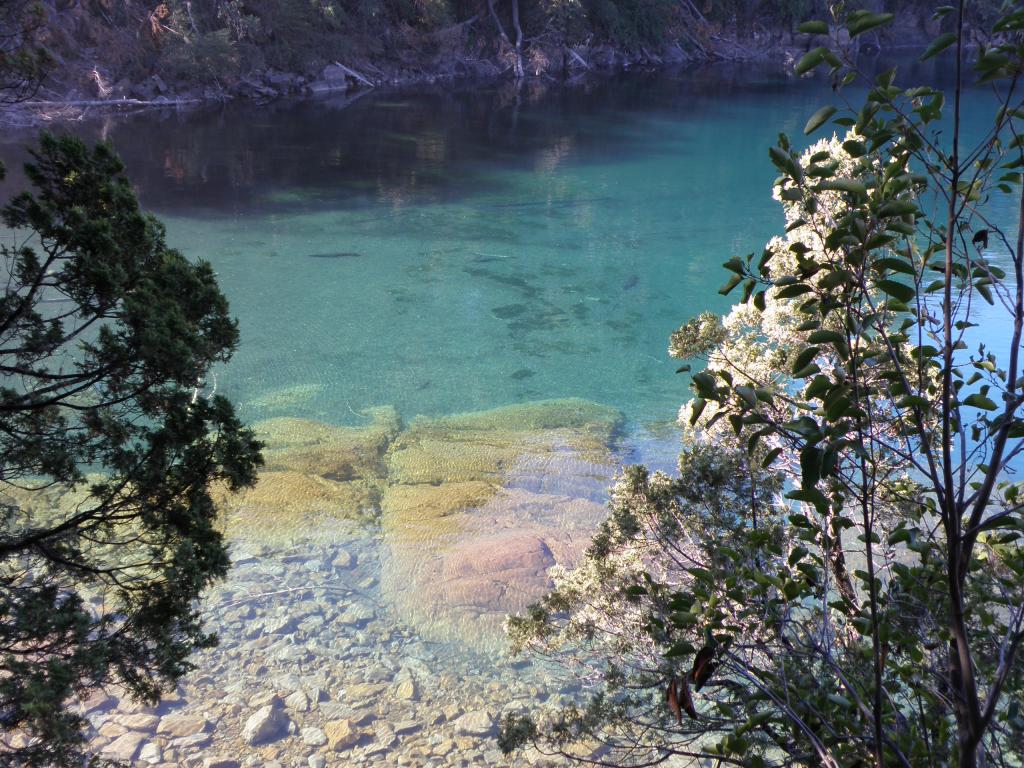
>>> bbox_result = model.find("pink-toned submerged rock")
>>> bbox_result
[439,532,556,607]
[382,486,608,649]
[378,400,621,650]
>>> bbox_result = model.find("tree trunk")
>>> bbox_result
[510,0,524,78]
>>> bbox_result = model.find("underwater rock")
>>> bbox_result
[254,406,400,480]
[382,488,606,645]
[381,481,496,542]
[324,718,361,751]
[246,383,324,413]
[214,408,401,542]
[385,398,619,486]
[241,702,289,745]
[217,471,382,543]
[379,399,620,649]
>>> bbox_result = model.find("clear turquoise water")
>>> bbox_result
[0,60,1006,459]
[3,69,808,453]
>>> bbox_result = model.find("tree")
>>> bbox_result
[502,3,1024,766]
[0,0,50,104]
[0,134,262,766]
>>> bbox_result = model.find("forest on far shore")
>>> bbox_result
[1,0,1005,103]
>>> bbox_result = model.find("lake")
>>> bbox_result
[0,58,1008,766]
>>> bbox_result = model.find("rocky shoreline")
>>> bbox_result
[0,44,713,126]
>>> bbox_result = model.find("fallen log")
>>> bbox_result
[21,97,202,107]
[566,47,590,69]
[333,61,375,88]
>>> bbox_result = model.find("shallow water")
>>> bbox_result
[0,60,1015,766]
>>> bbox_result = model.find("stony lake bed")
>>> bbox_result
[72,399,626,768]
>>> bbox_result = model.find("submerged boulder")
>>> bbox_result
[254,406,399,480]
[379,398,620,648]
[217,471,382,543]
[215,407,400,542]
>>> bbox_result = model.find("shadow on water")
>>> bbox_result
[1,62,817,216]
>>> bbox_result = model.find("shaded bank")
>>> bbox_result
[0,0,971,123]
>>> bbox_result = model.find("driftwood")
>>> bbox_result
[333,61,375,88]
[565,47,590,70]
[485,0,524,79]
[21,97,201,107]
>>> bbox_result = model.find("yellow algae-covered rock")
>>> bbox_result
[217,470,382,542]
[246,383,324,413]
[381,481,497,542]
[253,406,400,481]
[428,398,621,437]
[385,399,620,486]
[378,399,621,648]
[1,480,94,521]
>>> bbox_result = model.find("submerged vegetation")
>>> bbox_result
[503,3,1024,767]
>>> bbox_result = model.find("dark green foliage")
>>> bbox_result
[0,134,262,766]
[582,0,676,47]
[0,0,51,103]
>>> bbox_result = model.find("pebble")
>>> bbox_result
[81,540,562,766]
[157,714,209,737]
[100,732,146,762]
[300,726,327,746]
[241,704,289,745]
[453,710,496,737]
[324,718,360,751]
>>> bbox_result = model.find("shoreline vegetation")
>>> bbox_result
[1,1,970,124]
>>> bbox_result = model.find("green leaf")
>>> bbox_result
[817,178,868,195]
[807,329,846,345]
[794,363,821,378]
[847,12,894,38]
[665,640,696,658]
[872,257,915,275]
[794,47,828,76]
[762,446,783,468]
[792,347,820,374]
[719,273,744,295]
[775,283,814,299]
[797,20,829,35]
[689,397,708,424]
[963,394,998,411]
[788,546,808,566]
[804,105,837,135]
[877,199,919,217]
[827,694,854,709]
[875,279,916,303]
[806,375,832,400]
[723,257,746,275]
[888,528,911,545]
[841,139,866,157]
[920,32,957,60]
[800,446,821,487]
[735,386,758,407]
